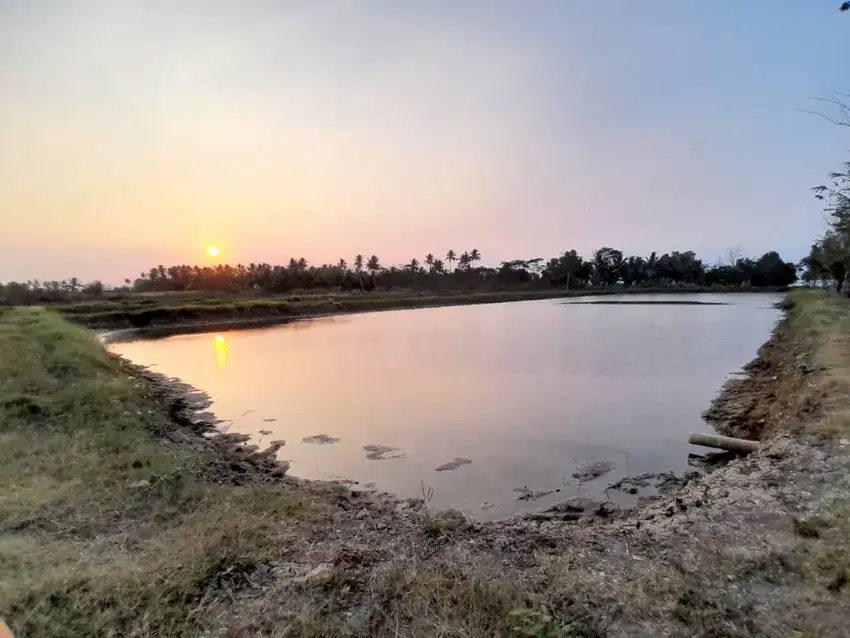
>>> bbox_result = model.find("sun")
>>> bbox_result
[206,246,220,258]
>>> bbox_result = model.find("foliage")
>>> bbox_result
[803,160,850,292]
[1,245,798,306]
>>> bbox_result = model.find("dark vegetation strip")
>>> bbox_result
[54,286,785,330]
[1,246,798,308]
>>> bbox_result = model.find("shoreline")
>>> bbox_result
[112,290,796,528]
[4,290,849,635]
[91,286,785,342]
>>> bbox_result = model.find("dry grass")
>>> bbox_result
[766,290,850,614]
[785,289,850,438]
[0,308,304,636]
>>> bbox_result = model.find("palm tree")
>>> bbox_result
[366,255,381,276]
[354,254,364,273]
[338,258,347,272]
[432,259,445,274]
[459,252,471,271]
[469,249,481,268]
[446,249,456,272]
[424,253,435,272]
[407,258,420,273]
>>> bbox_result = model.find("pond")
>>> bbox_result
[111,293,782,520]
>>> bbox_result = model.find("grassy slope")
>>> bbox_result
[731,289,850,592]
[778,290,850,602]
[0,309,304,636]
[787,289,850,436]
[50,286,784,329]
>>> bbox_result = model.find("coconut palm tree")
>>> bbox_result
[469,249,481,269]
[424,253,435,272]
[366,255,381,276]
[446,249,456,272]
[338,258,347,272]
[407,258,420,273]
[354,254,364,273]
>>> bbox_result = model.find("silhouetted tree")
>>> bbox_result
[446,249,456,272]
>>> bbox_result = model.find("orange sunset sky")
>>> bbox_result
[1,2,847,283]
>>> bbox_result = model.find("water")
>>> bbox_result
[111,293,782,519]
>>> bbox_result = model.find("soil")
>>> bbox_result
[362,444,404,460]
[572,460,616,482]
[435,457,473,471]
[116,299,850,635]
[563,300,729,305]
[302,434,340,445]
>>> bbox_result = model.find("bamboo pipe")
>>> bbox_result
[688,432,759,454]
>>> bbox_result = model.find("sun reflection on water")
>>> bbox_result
[214,334,227,369]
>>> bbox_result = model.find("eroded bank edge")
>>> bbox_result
[107,296,804,528]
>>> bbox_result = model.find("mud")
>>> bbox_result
[563,300,729,305]
[571,460,615,482]
[302,434,340,445]
[362,444,404,460]
[513,486,559,501]
[435,457,472,471]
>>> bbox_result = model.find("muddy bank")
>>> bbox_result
[98,315,303,343]
[562,300,729,306]
[703,304,825,440]
[74,286,785,333]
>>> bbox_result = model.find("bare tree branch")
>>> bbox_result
[800,95,850,127]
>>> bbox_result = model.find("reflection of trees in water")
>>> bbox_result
[214,335,227,370]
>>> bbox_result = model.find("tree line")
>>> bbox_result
[799,91,850,293]
[1,246,799,305]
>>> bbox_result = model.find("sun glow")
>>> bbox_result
[214,334,227,369]
[206,246,220,258]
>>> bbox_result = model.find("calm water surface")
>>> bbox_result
[112,293,781,519]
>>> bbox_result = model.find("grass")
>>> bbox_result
[0,308,304,636]
[785,288,850,438]
[767,290,850,608]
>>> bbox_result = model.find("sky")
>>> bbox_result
[1,1,848,283]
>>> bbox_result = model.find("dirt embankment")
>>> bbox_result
[4,291,849,637]
[702,302,828,441]
[55,286,785,333]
